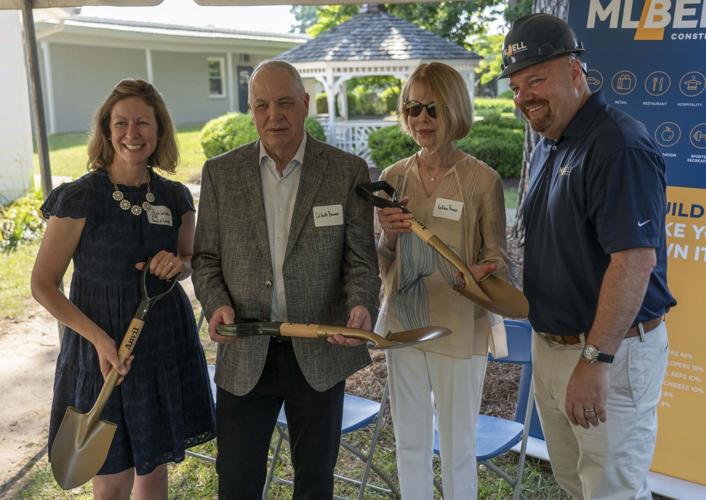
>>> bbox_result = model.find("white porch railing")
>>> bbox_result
[320,118,397,167]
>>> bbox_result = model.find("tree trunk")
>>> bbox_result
[512,0,569,239]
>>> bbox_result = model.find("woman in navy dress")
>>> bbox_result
[31,79,215,499]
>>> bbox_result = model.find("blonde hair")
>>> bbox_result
[87,79,179,173]
[399,62,473,144]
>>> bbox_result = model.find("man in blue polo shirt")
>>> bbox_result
[500,14,676,500]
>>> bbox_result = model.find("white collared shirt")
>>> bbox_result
[259,135,307,321]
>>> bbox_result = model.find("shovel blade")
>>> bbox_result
[50,406,117,490]
[381,326,451,348]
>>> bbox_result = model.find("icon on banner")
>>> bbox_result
[690,124,706,149]
[679,72,705,97]
[611,70,636,95]
[644,71,670,96]
[586,69,603,92]
[654,122,681,148]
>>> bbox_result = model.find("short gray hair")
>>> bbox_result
[248,60,306,105]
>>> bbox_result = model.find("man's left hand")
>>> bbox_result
[327,305,372,347]
[565,361,610,428]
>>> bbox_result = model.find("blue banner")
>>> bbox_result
[568,0,706,189]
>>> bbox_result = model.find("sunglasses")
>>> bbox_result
[404,100,438,119]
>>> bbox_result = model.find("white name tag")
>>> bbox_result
[433,198,463,221]
[313,204,344,227]
[145,205,173,226]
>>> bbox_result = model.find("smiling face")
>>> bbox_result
[406,83,444,150]
[249,66,309,163]
[108,96,158,170]
[509,56,587,141]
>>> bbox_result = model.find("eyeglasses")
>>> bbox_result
[404,100,437,119]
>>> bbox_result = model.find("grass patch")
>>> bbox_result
[32,125,207,187]
[505,185,518,209]
[0,241,40,319]
[16,413,564,499]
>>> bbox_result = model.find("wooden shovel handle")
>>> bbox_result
[86,318,144,426]
[279,323,389,347]
[408,220,489,298]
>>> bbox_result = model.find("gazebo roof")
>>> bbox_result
[278,8,480,63]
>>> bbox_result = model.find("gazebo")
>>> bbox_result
[277,4,481,163]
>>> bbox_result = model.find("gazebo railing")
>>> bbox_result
[320,118,397,167]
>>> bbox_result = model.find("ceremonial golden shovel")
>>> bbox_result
[50,258,177,490]
[357,181,529,318]
[217,320,450,349]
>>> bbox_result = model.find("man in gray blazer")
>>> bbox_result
[192,60,380,499]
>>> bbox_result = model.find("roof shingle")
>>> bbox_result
[278,11,479,62]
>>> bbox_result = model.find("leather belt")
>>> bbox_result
[538,317,663,346]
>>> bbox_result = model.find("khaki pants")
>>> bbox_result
[532,323,668,499]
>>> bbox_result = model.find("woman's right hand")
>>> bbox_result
[94,332,133,385]
[378,198,412,250]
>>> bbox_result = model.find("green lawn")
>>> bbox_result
[32,125,207,186]
[0,241,41,319]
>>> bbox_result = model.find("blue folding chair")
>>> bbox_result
[433,319,535,500]
[263,382,397,499]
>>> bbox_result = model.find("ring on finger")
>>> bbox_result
[167,261,174,267]
[583,408,596,413]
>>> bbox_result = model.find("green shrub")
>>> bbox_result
[368,122,523,179]
[200,113,259,158]
[477,111,524,131]
[200,113,327,158]
[316,93,328,114]
[303,117,327,142]
[474,98,515,114]
[498,89,514,99]
[458,124,523,178]
[0,189,45,252]
[380,85,400,114]
[368,125,418,169]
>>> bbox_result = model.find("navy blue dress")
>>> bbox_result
[42,168,215,476]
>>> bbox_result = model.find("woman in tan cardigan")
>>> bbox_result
[375,62,510,499]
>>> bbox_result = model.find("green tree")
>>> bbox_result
[289,5,318,34]
[294,2,504,43]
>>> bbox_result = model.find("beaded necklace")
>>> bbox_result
[108,169,155,216]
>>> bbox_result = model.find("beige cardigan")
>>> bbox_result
[375,153,510,358]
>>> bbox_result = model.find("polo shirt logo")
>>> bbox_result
[559,164,574,176]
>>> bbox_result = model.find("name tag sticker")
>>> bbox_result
[146,205,173,226]
[313,204,344,227]
[433,198,463,221]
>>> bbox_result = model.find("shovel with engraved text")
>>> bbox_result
[356,181,529,318]
[50,257,177,490]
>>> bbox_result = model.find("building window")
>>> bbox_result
[208,57,226,98]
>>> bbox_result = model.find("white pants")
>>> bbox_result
[532,322,668,500]
[387,348,487,500]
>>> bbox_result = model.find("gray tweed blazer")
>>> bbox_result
[192,135,380,396]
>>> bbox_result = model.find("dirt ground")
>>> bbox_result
[0,303,58,497]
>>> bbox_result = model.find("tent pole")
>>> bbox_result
[20,0,53,200]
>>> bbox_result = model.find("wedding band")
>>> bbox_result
[583,408,596,413]
[167,261,174,267]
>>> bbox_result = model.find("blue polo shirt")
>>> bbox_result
[522,91,676,335]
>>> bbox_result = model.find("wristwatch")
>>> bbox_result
[581,344,614,364]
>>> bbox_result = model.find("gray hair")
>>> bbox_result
[248,60,306,105]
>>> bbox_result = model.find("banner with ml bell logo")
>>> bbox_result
[569,0,706,489]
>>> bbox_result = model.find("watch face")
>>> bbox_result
[583,344,599,362]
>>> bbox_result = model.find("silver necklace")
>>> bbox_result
[109,171,155,216]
